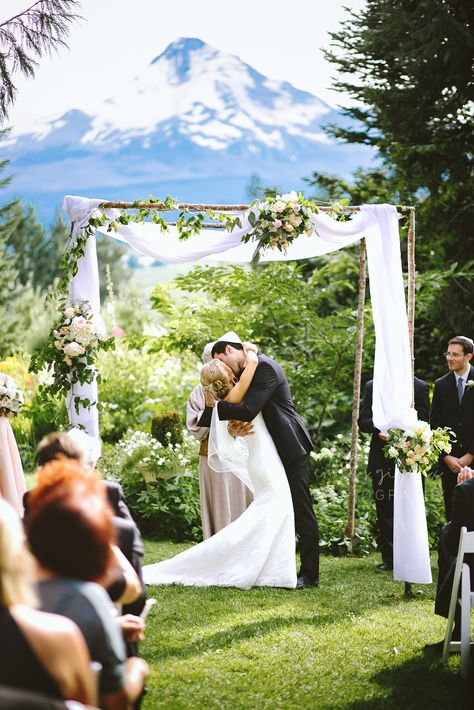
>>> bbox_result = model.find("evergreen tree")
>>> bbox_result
[324,0,474,265]
[0,0,81,122]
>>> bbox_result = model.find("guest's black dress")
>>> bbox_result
[0,606,62,699]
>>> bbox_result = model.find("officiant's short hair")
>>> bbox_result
[211,341,244,357]
[448,336,474,355]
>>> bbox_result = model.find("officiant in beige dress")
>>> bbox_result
[186,343,253,539]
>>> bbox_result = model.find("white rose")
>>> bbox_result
[71,316,88,331]
[63,342,85,357]
[388,446,398,458]
[288,214,302,227]
[274,201,285,213]
[64,306,75,318]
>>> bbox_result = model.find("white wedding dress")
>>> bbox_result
[143,412,296,589]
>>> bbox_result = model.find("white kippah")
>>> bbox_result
[217,331,242,344]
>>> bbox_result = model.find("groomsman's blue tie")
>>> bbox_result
[458,377,465,403]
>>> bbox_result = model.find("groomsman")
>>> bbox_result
[430,336,474,520]
[358,376,430,571]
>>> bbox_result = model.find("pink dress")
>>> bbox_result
[0,417,26,517]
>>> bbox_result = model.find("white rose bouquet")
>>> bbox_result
[243,191,315,258]
[383,421,453,475]
[30,301,115,408]
[0,373,24,416]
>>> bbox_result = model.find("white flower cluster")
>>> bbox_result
[247,191,313,253]
[384,421,452,474]
[117,429,192,475]
[53,302,104,367]
[0,373,24,416]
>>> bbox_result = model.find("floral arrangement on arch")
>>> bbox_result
[0,373,24,417]
[383,421,452,475]
[30,301,115,409]
[243,191,314,256]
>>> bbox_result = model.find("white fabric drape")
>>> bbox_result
[62,195,430,583]
[393,467,432,583]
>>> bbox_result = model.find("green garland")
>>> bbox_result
[30,193,350,415]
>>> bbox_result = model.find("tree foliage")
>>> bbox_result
[0,0,81,122]
[148,260,375,443]
[324,0,473,266]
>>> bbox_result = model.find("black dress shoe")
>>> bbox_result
[296,575,319,589]
[376,562,393,571]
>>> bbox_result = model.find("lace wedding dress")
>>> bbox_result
[143,412,296,589]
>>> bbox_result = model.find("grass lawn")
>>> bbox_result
[140,541,466,710]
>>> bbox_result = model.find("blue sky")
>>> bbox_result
[2,0,366,132]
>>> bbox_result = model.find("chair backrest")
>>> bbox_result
[458,527,474,557]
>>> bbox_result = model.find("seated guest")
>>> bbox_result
[26,462,149,709]
[0,498,93,704]
[25,430,146,618]
[427,465,474,650]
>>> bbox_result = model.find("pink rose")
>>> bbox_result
[111,326,125,337]
[64,306,75,318]
[273,219,282,229]
[292,203,301,212]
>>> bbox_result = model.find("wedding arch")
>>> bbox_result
[56,194,427,586]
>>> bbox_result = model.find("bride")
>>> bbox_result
[143,344,296,589]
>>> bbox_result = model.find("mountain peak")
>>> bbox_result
[150,37,209,77]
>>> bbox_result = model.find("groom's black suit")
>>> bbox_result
[206,353,319,583]
[430,364,474,520]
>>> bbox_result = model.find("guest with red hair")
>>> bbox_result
[0,498,93,705]
[26,462,148,710]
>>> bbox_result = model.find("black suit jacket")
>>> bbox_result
[199,353,313,466]
[435,477,474,618]
[202,353,313,467]
[430,364,474,471]
[358,377,430,475]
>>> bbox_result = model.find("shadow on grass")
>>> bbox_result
[340,652,467,710]
[148,612,339,661]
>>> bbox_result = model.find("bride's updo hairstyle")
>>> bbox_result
[200,359,235,400]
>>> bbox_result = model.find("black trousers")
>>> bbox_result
[285,454,319,582]
[371,465,395,565]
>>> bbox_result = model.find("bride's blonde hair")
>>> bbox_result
[200,359,235,400]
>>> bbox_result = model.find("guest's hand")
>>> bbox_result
[378,433,388,441]
[457,466,474,484]
[458,453,474,468]
[118,614,145,643]
[228,420,254,437]
[444,455,462,474]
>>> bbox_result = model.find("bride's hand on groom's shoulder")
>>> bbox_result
[243,341,258,353]
[228,420,254,437]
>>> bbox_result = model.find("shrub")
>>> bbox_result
[151,410,183,446]
[99,429,201,541]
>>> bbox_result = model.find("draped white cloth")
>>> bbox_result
[63,195,430,583]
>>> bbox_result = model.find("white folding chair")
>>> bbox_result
[442,526,474,677]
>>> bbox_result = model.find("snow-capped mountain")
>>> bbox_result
[2,38,372,222]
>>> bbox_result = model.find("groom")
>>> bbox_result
[205,331,319,588]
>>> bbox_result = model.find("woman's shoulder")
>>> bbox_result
[10,604,82,645]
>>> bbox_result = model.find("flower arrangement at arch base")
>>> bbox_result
[30,301,115,413]
[383,421,452,475]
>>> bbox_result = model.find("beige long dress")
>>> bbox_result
[0,416,26,517]
[186,384,252,539]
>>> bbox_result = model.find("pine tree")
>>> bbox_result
[0,0,81,122]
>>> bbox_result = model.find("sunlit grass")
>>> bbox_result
[140,541,464,709]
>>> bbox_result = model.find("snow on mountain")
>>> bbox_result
[2,38,373,222]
